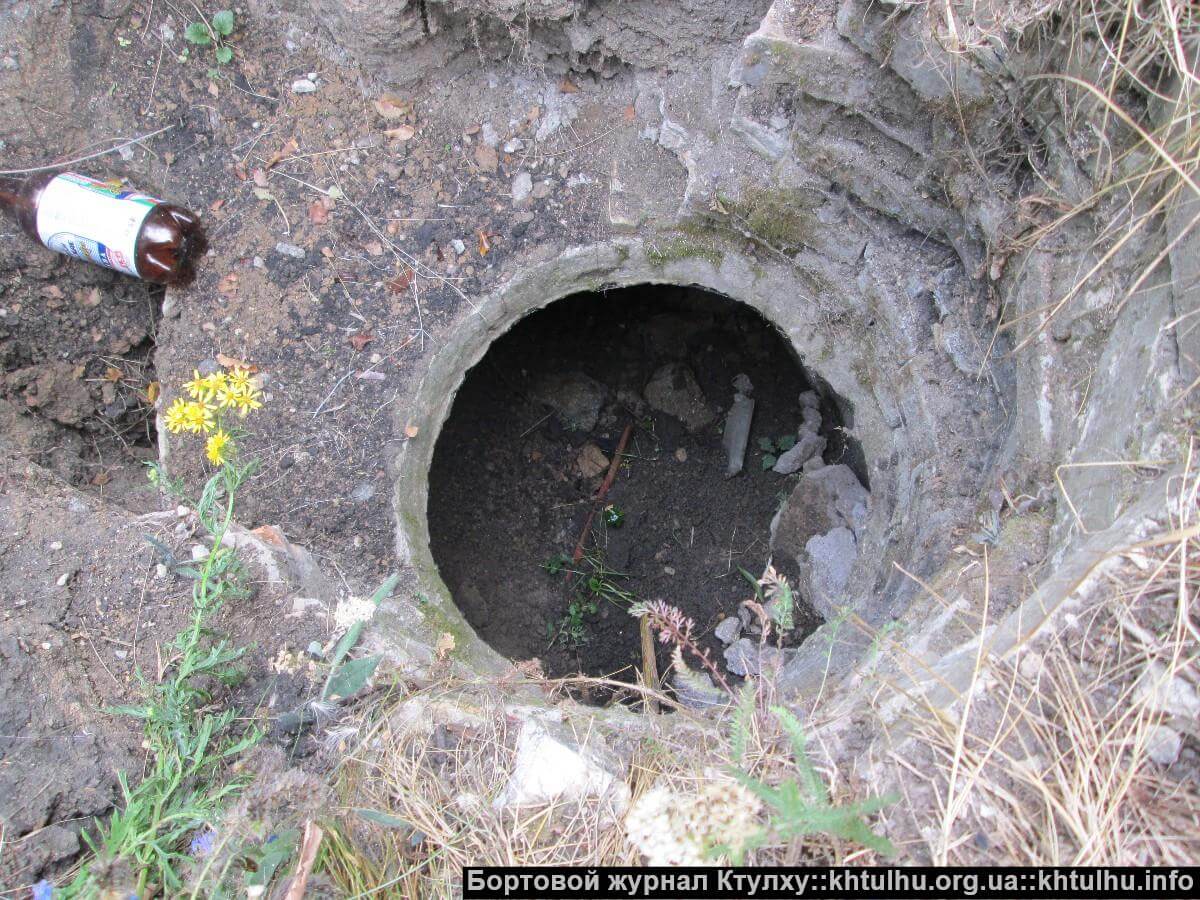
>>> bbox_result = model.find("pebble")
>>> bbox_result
[55,572,70,587]
[674,447,687,462]
[191,544,210,561]
[291,77,317,94]
[1147,724,1182,766]
[306,640,325,659]
[663,566,675,576]
[532,179,553,199]
[275,242,306,259]
[48,541,62,551]
[155,563,169,579]
[511,172,533,204]
[481,122,500,147]
[114,649,129,660]
[503,137,525,153]
[451,238,466,255]
[714,616,741,645]
[799,390,819,410]
[175,505,190,518]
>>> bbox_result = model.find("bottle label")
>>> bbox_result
[36,172,160,277]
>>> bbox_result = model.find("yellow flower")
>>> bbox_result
[225,366,253,393]
[163,397,191,434]
[205,430,233,466]
[181,400,215,434]
[216,376,264,418]
[184,369,226,402]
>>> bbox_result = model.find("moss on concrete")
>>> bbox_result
[729,185,822,252]
[645,234,724,269]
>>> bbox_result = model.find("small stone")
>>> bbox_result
[41,641,52,651]
[531,371,607,432]
[451,238,466,255]
[674,447,687,463]
[350,481,375,502]
[155,563,169,579]
[799,390,819,410]
[1018,650,1043,681]
[291,78,317,94]
[306,640,325,659]
[252,255,265,269]
[773,433,826,475]
[175,505,190,518]
[275,242,305,259]
[191,544,210,561]
[723,393,755,476]
[55,572,70,587]
[511,172,533,204]
[714,616,741,645]
[114,649,128,660]
[672,669,726,709]
[800,405,821,432]
[481,122,500,147]
[577,443,610,478]
[663,566,675,576]
[732,373,753,394]
[503,137,525,153]
[532,179,553,199]
[48,541,63,551]
[1146,725,1182,766]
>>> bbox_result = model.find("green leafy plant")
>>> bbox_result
[740,564,795,632]
[321,574,399,702]
[757,434,796,470]
[543,550,636,649]
[547,595,598,649]
[723,704,896,861]
[65,461,261,897]
[184,8,236,65]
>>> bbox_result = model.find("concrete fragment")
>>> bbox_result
[495,719,630,811]
[805,527,857,610]
[722,393,755,476]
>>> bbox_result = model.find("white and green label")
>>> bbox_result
[36,172,160,277]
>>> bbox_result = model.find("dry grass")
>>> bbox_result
[892,444,1200,865]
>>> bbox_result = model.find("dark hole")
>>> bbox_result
[427,284,846,702]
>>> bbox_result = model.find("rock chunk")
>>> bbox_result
[495,718,630,811]
[644,363,714,432]
[772,432,825,474]
[805,526,857,609]
[531,371,607,432]
[714,616,742,645]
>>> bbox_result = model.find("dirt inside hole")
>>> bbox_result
[427,284,832,691]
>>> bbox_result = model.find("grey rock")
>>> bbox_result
[724,638,785,677]
[733,373,754,394]
[1146,725,1182,766]
[531,371,607,432]
[451,238,466,255]
[481,123,500,147]
[275,242,306,259]
[805,527,858,608]
[800,405,821,432]
[772,432,826,475]
[672,669,726,709]
[291,77,317,94]
[722,393,755,476]
[644,363,714,432]
[495,718,629,811]
[350,481,376,502]
[503,137,525,153]
[802,456,825,473]
[714,616,742,645]
[511,172,533,204]
[799,390,819,410]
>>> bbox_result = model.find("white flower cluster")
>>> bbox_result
[624,774,762,865]
[333,594,376,634]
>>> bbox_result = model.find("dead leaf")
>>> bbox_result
[473,143,498,173]
[404,424,419,438]
[81,287,102,307]
[91,470,111,487]
[308,200,329,224]
[264,136,299,169]
[387,268,414,293]
[252,168,269,188]
[623,104,636,122]
[363,240,384,257]
[145,381,160,404]
[209,198,226,213]
[349,331,374,351]
[233,161,248,181]
[43,285,63,299]
[320,246,334,258]
[477,229,492,256]
[282,821,324,900]
[217,273,239,296]
[207,80,219,98]
[250,524,287,547]
[385,124,416,142]
[374,94,412,120]
[435,632,455,660]
[216,352,257,371]
[559,77,579,94]
[103,367,123,383]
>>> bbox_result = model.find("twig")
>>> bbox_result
[639,616,661,714]
[567,422,634,571]
[0,125,177,174]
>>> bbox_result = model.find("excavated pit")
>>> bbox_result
[426,284,866,685]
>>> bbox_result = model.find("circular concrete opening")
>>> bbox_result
[426,284,864,689]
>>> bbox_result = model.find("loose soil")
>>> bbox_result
[427,285,825,685]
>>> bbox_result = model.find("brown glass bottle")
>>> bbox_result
[0,171,206,285]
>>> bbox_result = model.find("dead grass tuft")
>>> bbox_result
[896,443,1200,864]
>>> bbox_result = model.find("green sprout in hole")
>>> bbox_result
[184,8,236,66]
[603,504,625,528]
[758,433,797,470]
[542,548,637,650]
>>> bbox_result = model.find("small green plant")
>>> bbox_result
[603,503,625,528]
[543,550,636,649]
[322,574,399,702]
[740,564,795,632]
[757,434,796,470]
[184,8,236,66]
[722,704,896,861]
